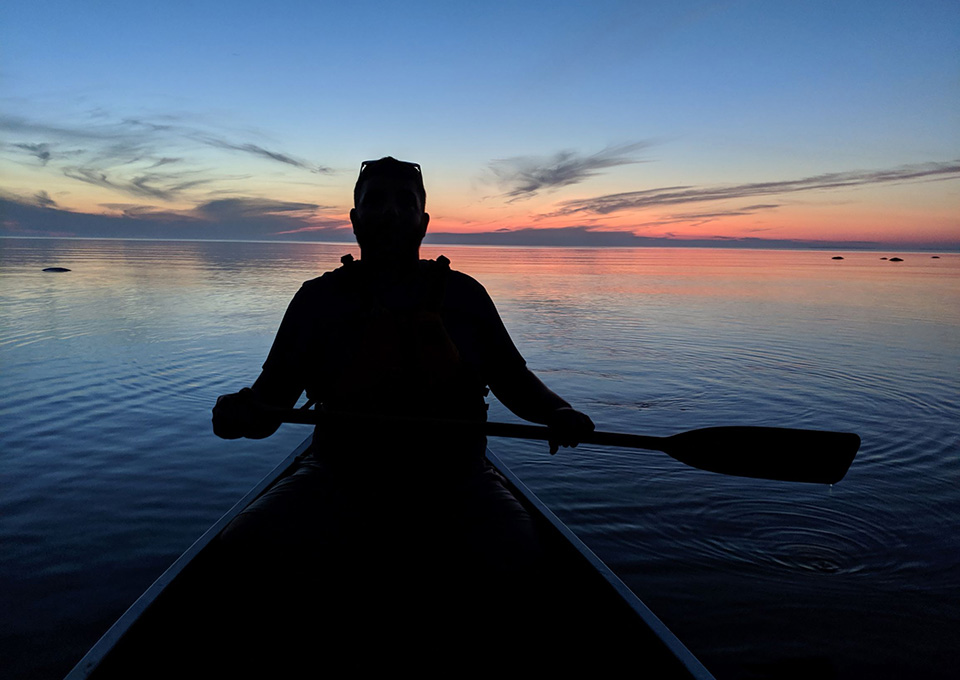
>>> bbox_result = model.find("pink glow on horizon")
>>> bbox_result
[5,175,957,247]
[425,202,958,246]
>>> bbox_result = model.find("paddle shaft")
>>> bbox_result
[273,409,860,485]
[277,408,665,450]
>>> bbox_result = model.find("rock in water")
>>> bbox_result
[832,256,844,260]
[42,267,71,272]
[888,257,904,262]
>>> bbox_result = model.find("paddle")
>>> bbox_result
[272,409,860,485]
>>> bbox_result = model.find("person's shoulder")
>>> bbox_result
[427,259,494,310]
[300,254,361,292]
[422,256,486,295]
[448,269,487,296]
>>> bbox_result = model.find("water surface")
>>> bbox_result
[1,238,957,678]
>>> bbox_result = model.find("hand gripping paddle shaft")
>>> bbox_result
[275,409,860,485]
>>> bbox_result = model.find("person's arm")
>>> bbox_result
[460,273,594,453]
[489,366,595,454]
[212,284,313,439]
[212,370,302,440]
[490,366,569,423]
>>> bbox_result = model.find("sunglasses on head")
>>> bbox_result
[359,158,422,175]
[355,157,426,208]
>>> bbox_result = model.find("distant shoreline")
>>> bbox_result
[2,234,957,254]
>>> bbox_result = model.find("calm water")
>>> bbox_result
[2,238,958,679]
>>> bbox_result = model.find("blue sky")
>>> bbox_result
[2,0,958,247]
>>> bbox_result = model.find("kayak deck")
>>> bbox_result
[67,436,713,678]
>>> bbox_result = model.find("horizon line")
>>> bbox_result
[3,234,957,254]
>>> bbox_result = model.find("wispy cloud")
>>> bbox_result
[13,142,53,164]
[270,218,354,237]
[195,197,327,219]
[489,142,651,200]
[0,111,332,203]
[551,161,960,216]
[0,189,349,241]
[100,202,174,218]
[113,117,330,172]
[628,203,781,229]
[195,137,326,173]
[62,165,213,201]
[667,204,781,220]
[34,190,57,208]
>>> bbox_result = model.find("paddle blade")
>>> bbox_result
[661,426,860,484]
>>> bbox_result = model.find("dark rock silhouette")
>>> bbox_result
[42,267,71,272]
[889,257,904,262]
[831,256,844,260]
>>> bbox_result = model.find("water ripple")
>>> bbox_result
[688,496,904,578]
[3,240,959,680]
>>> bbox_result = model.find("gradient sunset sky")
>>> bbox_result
[2,1,958,248]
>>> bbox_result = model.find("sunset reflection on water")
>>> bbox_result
[1,238,958,679]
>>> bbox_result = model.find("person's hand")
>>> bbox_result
[546,407,595,455]
[212,388,280,440]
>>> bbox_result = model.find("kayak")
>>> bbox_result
[66,435,715,678]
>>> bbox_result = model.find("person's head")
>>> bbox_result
[350,157,429,265]
[353,157,426,210]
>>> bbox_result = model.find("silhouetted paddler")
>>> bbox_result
[209,158,595,653]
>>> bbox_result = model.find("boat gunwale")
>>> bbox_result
[486,448,714,680]
[65,436,314,679]
[66,435,714,680]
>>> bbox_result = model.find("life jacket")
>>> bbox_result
[314,255,488,457]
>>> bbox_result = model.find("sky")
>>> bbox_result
[1,0,958,249]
